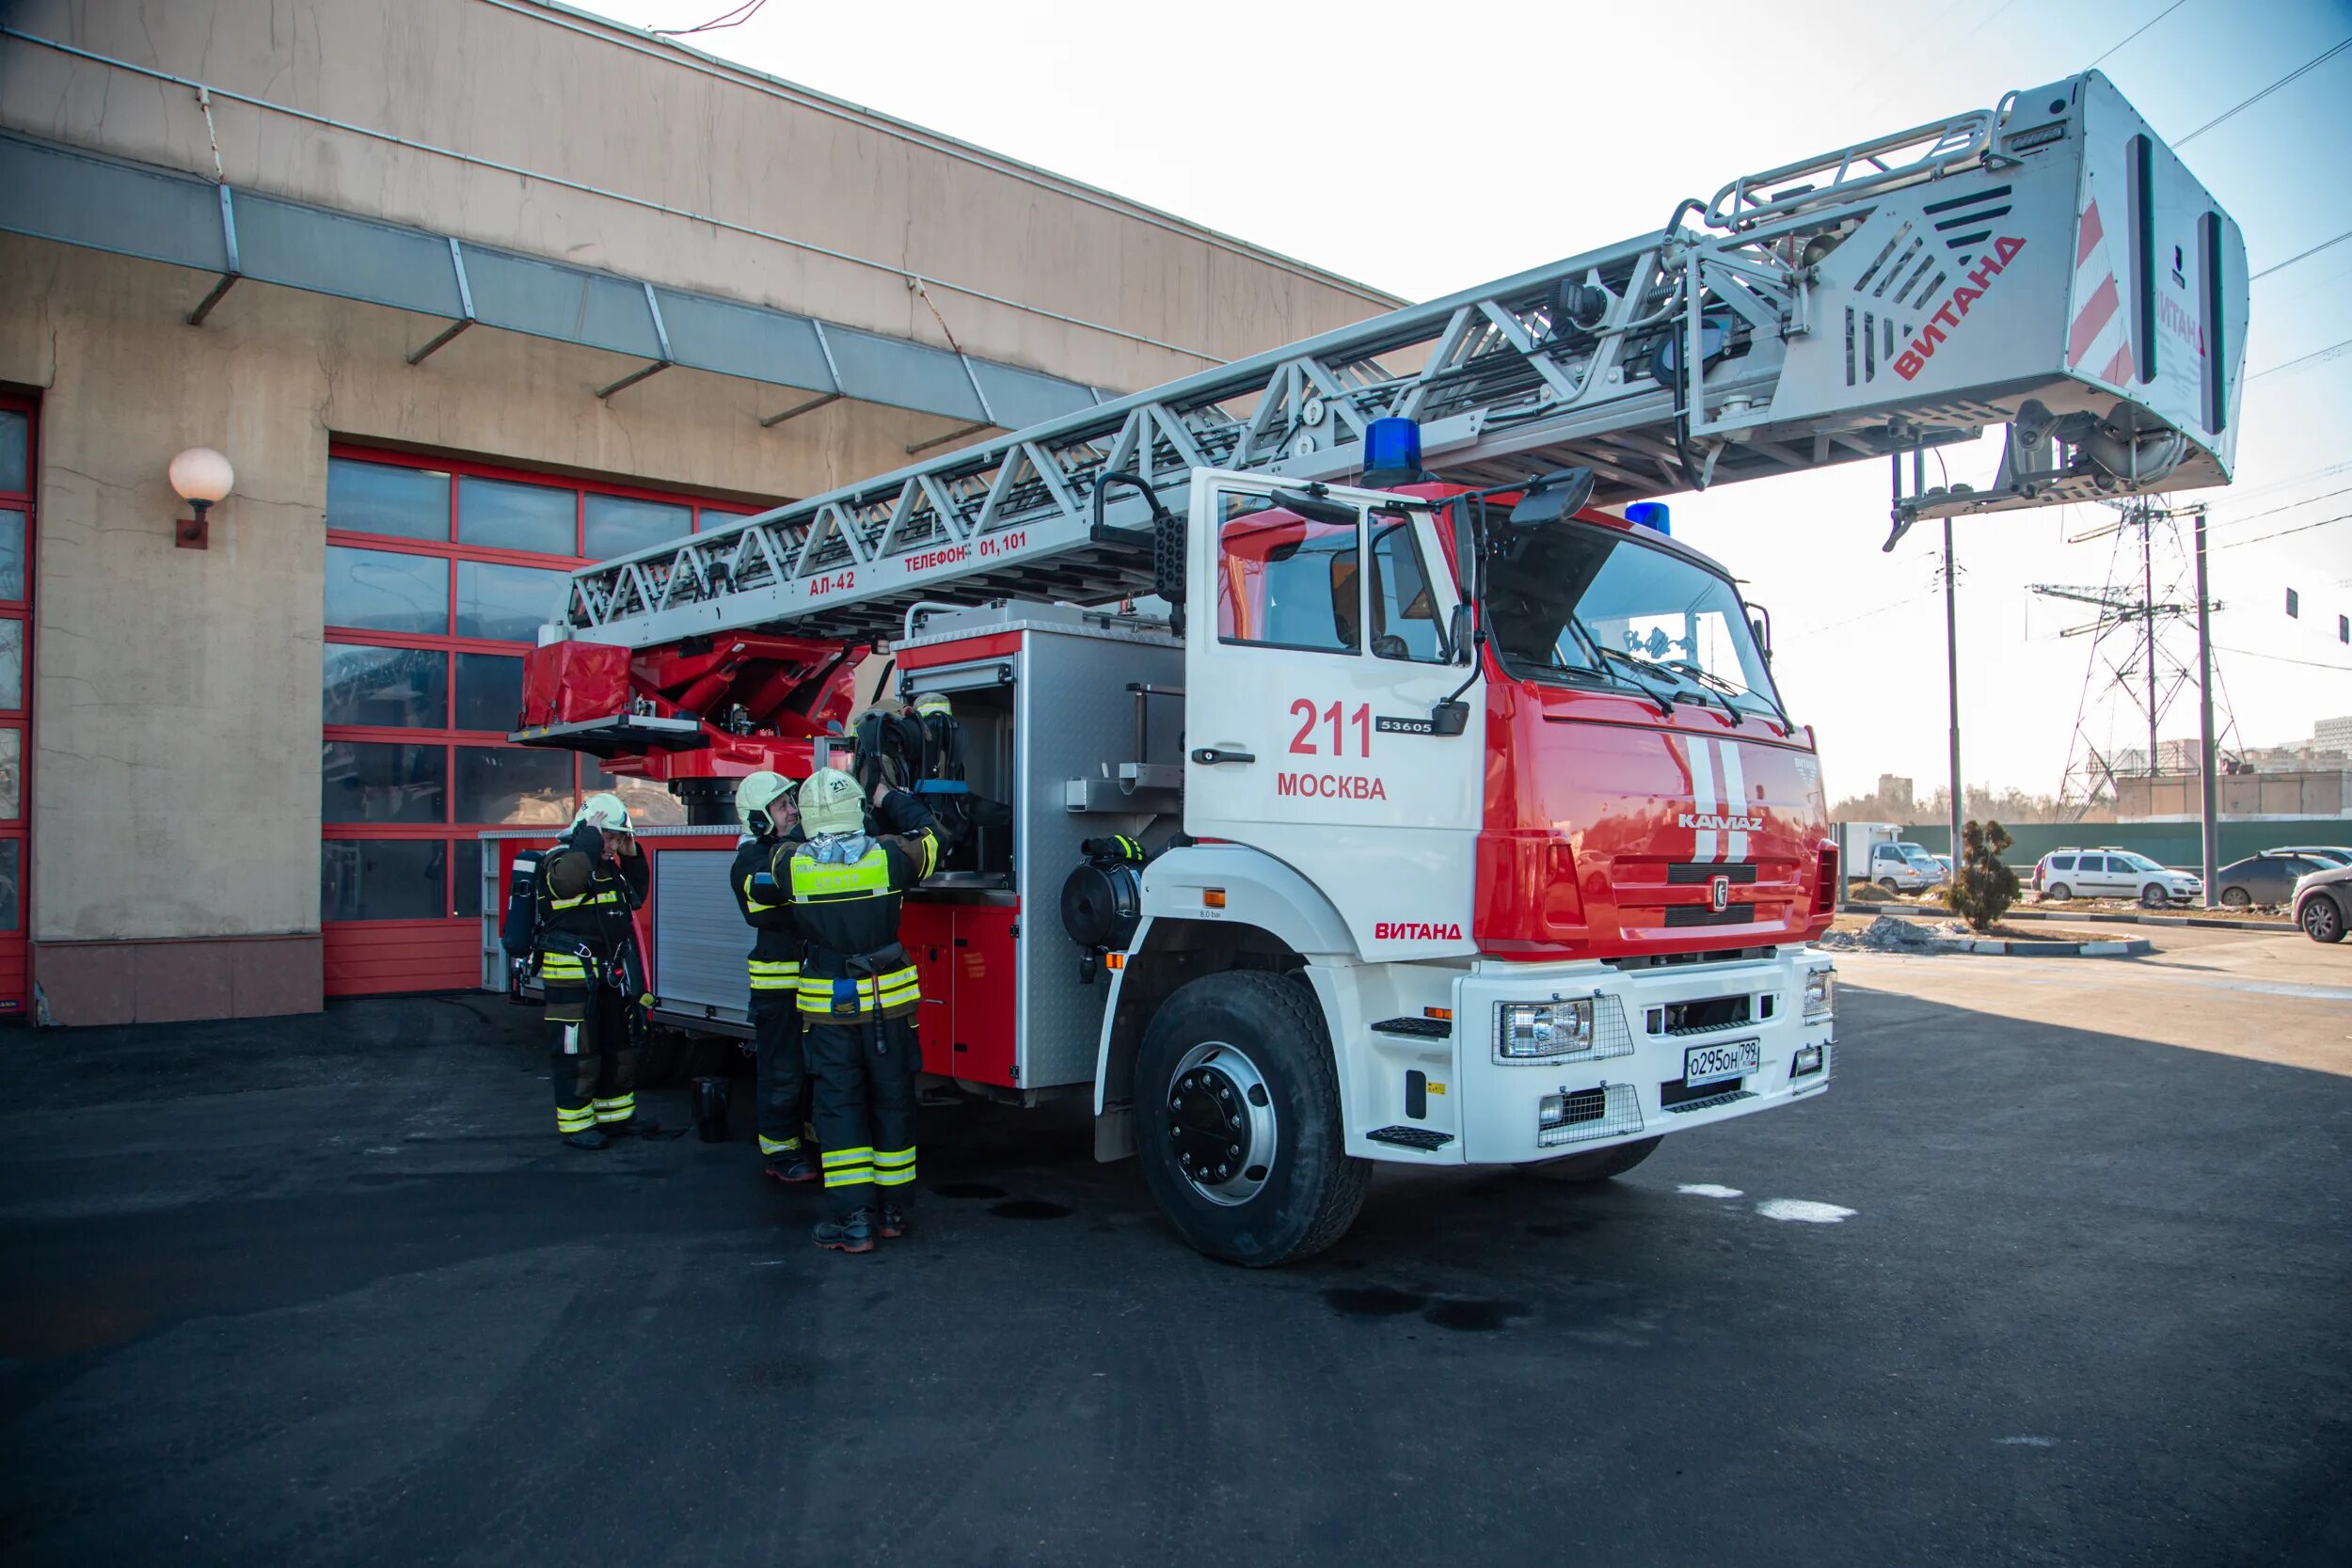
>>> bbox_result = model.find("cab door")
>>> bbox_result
[1182,469,1481,959]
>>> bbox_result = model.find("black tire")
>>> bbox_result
[1134,971,1370,1267]
[1877,877,1900,895]
[2220,887,2252,909]
[2302,895,2346,943]
[2139,882,2169,910]
[1529,1134,1661,1184]
[2046,882,2073,901]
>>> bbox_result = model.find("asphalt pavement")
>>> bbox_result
[1,930,2345,1567]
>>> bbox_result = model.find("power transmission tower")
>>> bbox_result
[2037,497,2233,822]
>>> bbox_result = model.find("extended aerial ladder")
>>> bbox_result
[504,71,2248,1267]
[537,69,2245,668]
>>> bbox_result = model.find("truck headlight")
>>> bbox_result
[1498,999,1595,1059]
[1792,1043,1826,1077]
[1803,966,1835,1021]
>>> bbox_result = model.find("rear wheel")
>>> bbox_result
[2302,895,2346,943]
[2046,882,2073,901]
[1529,1135,1661,1184]
[2220,887,2253,909]
[2139,883,2169,909]
[1135,971,1369,1267]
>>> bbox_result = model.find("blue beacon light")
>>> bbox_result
[1625,501,1671,536]
[1361,418,1424,487]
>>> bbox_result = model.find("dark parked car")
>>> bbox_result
[2294,863,2350,943]
[2214,852,2335,909]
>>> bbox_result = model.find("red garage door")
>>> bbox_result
[320,446,762,995]
[0,397,32,1016]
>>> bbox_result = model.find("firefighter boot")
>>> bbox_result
[813,1209,877,1254]
[766,1151,820,1184]
[563,1126,611,1150]
[879,1202,911,1240]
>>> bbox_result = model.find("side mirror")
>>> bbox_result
[1748,602,1774,663]
[1508,467,1597,527]
[1270,488,1360,530]
[1447,602,1475,665]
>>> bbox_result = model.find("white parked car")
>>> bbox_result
[2033,847,2202,908]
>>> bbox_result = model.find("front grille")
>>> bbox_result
[1606,946,1777,972]
[1537,1083,1645,1147]
[1663,903,1756,927]
[1666,862,1759,884]
[1662,1087,1757,1117]
[1662,995,1753,1036]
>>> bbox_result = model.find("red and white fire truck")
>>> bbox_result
[490,71,2244,1263]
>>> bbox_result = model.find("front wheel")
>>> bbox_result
[2220,887,2253,909]
[2303,895,2346,943]
[1529,1135,1661,1184]
[1134,971,1370,1267]
[2045,882,2073,901]
[2139,883,2169,909]
[1878,877,1900,895]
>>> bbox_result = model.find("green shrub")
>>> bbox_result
[1943,818,2021,931]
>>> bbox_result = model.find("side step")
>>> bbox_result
[1371,1016,1452,1039]
[1366,1126,1455,1151]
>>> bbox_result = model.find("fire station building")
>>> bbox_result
[0,0,1392,1024]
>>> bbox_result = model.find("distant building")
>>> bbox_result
[2318,716,2352,752]
[1877,774,1915,815]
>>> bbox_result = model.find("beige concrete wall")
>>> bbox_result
[0,0,1397,399]
[0,0,1406,1016]
[0,232,969,958]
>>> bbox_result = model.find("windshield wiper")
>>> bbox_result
[1592,646,1681,717]
[1655,659,1751,728]
[1667,658,1792,732]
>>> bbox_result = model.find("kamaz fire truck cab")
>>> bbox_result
[504,71,2244,1263]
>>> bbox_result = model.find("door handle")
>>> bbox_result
[1191,747,1255,766]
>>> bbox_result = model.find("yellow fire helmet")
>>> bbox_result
[912,690,952,718]
[797,767,866,838]
[736,769,797,836]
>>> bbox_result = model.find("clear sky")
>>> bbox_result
[579,0,2352,803]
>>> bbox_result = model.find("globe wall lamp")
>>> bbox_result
[168,447,234,550]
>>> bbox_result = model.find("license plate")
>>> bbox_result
[1682,1038,1760,1086]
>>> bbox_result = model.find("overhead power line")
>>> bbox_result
[2090,0,2193,68]
[2215,645,2352,673]
[2252,228,2352,280]
[2214,511,2350,549]
[2178,36,2352,145]
[654,0,768,36]
[2247,335,2352,381]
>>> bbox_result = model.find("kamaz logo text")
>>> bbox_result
[1679,812,1762,832]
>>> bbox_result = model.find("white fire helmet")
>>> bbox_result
[797,768,866,839]
[737,769,797,836]
[574,792,634,836]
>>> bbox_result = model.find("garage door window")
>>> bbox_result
[322,447,774,992]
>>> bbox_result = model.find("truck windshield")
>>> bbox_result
[1482,517,1783,718]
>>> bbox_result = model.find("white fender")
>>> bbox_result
[1136,843,1358,957]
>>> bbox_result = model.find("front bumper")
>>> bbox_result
[1339,948,1833,1164]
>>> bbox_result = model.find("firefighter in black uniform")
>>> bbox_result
[728,768,818,1184]
[501,792,655,1148]
[771,767,942,1253]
